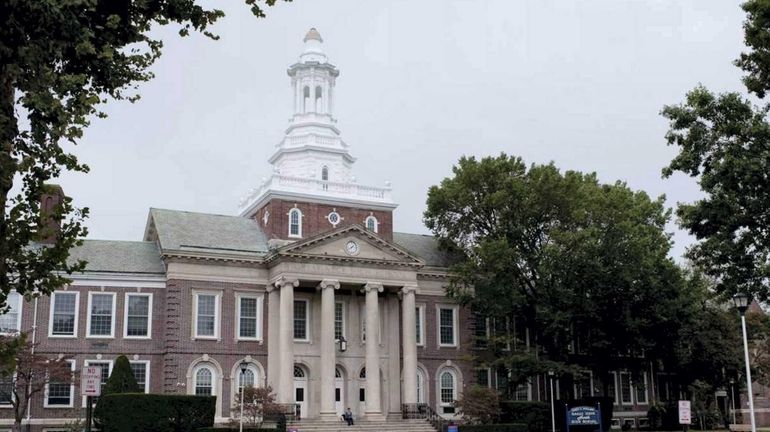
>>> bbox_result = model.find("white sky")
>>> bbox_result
[59,0,748,261]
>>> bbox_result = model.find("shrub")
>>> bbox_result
[455,385,502,424]
[94,355,141,428]
[96,393,216,432]
[500,401,550,432]
[459,423,528,432]
[197,429,276,432]
[230,385,279,429]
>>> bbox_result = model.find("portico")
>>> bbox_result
[264,225,423,420]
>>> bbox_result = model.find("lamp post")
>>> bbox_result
[548,371,556,432]
[733,293,756,432]
[730,378,736,425]
[239,361,248,432]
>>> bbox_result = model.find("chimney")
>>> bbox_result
[39,184,65,245]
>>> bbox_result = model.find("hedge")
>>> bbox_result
[196,429,275,432]
[95,393,216,432]
[459,424,528,432]
[500,401,551,432]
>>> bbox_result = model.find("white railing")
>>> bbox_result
[282,134,341,149]
[239,174,394,209]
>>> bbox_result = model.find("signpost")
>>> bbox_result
[81,366,102,432]
[565,403,603,432]
[678,400,691,431]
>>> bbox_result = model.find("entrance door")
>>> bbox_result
[293,366,308,419]
[335,368,344,415]
[358,368,366,415]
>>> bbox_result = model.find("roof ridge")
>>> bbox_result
[151,207,242,219]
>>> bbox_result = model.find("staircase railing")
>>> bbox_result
[402,403,451,432]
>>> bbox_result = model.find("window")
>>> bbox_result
[288,208,302,238]
[0,292,22,334]
[513,382,531,401]
[84,360,112,406]
[45,360,75,407]
[417,368,426,403]
[321,166,329,181]
[574,371,593,398]
[439,369,457,413]
[194,293,219,339]
[49,292,78,337]
[195,366,214,396]
[477,368,491,388]
[334,302,345,340]
[124,293,152,338]
[130,361,150,393]
[87,292,115,337]
[608,372,618,404]
[293,300,308,341]
[437,306,458,347]
[635,372,649,405]
[236,364,260,396]
[0,374,13,406]
[619,372,633,405]
[415,305,425,346]
[365,216,378,233]
[237,295,262,340]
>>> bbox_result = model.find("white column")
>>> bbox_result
[364,282,384,419]
[401,285,419,405]
[266,286,280,389]
[277,277,299,404]
[318,279,340,419]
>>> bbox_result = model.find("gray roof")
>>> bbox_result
[149,208,269,254]
[69,240,164,274]
[392,232,455,268]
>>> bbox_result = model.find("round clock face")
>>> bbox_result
[328,211,340,226]
[345,240,359,256]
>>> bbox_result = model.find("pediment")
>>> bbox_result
[269,225,424,267]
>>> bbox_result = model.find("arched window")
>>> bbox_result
[294,366,305,378]
[238,368,256,390]
[315,86,323,113]
[303,86,310,113]
[194,366,214,396]
[288,208,302,238]
[335,368,342,379]
[365,216,378,233]
[359,368,366,379]
[416,368,426,404]
[439,370,456,405]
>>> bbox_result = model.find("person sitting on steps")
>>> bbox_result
[342,407,354,426]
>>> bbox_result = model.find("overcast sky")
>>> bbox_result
[59,0,748,261]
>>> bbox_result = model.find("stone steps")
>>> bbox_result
[287,419,437,432]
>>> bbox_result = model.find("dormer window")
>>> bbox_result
[289,208,303,238]
[365,215,378,233]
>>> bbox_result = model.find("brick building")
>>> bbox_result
[0,28,662,431]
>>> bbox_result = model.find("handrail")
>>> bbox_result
[402,403,451,432]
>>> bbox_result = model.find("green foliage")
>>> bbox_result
[736,0,770,98]
[424,154,682,381]
[229,385,279,429]
[197,429,276,432]
[662,85,770,301]
[499,401,550,432]
[0,0,286,310]
[103,355,141,395]
[95,393,215,432]
[455,385,501,425]
[276,414,286,432]
[459,423,528,432]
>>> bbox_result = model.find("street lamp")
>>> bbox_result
[733,293,756,432]
[338,336,348,352]
[548,371,556,432]
[730,378,736,425]
[239,361,249,432]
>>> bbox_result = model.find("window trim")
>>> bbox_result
[0,372,16,408]
[123,293,153,339]
[236,293,263,342]
[436,304,459,348]
[364,215,379,233]
[438,368,458,407]
[288,208,303,238]
[0,292,22,335]
[573,370,594,398]
[634,372,649,405]
[48,291,80,339]
[86,292,116,339]
[334,301,346,341]
[193,364,216,397]
[193,291,221,340]
[233,363,261,402]
[608,371,619,405]
[129,360,151,394]
[477,368,492,388]
[293,298,310,342]
[415,304,426,347]
[44,359,76,408]
[619,371,633,406]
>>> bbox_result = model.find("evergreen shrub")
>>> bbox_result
[459,423,528,432]
[500,401,550,432]
[95,393,216,432]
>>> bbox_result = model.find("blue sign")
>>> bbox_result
[568,406,600,426]
[448,426,458,432]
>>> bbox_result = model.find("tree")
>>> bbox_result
[424,154,685,395]
[102,355,140,395]
[0,333,74,432]
[230,385,279,428]
[662,1,770,302]
[0,0,285,310]
[455,385,501,425]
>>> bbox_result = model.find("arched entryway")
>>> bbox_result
[335,367,346,415]
[356,367,387,417]
[293,365,309,419]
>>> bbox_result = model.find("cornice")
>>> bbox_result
[240,190,398,219]
[161,249,266,266]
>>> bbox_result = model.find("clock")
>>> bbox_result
[345,240,360,256]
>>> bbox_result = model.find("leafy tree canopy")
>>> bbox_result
[424,154,683,386]
[0,0,285,309]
